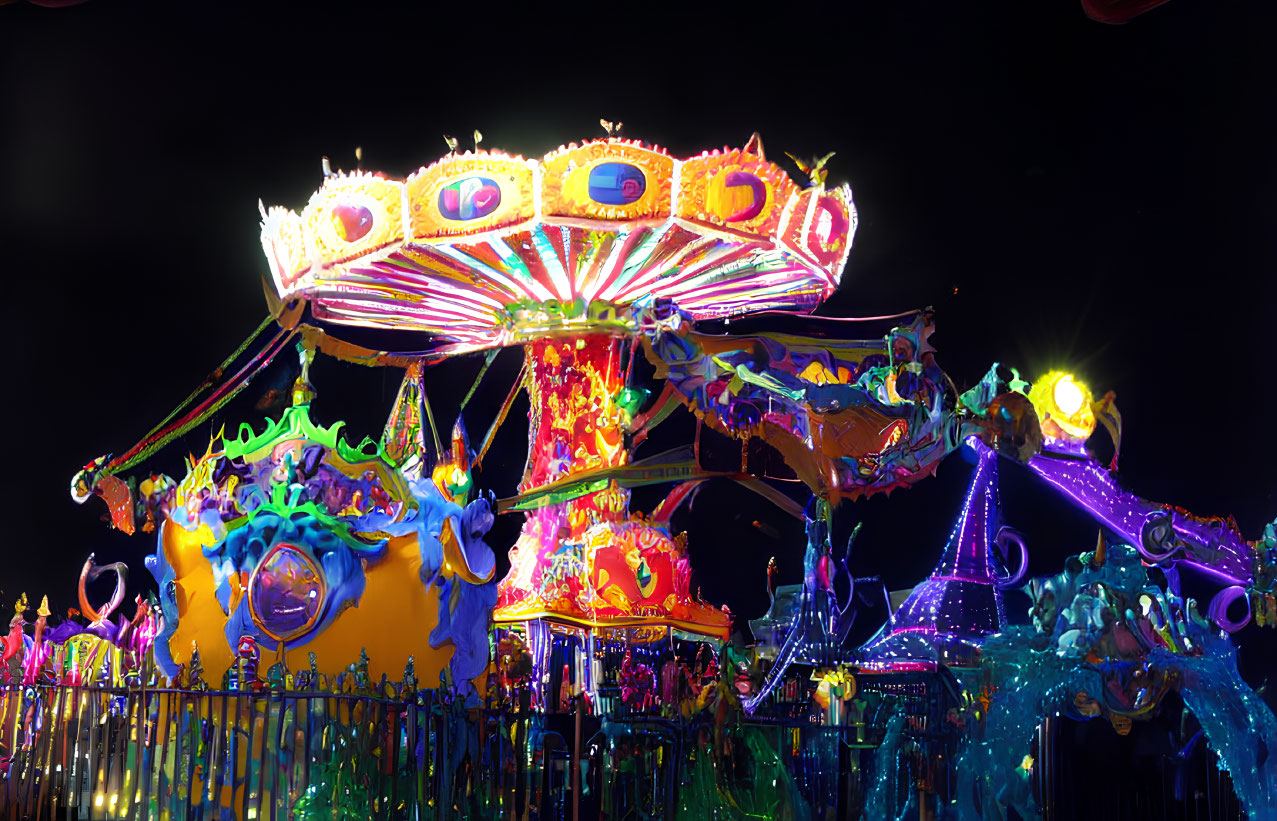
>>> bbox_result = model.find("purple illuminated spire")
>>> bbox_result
[858,439,1008,670]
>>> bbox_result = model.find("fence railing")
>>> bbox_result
[0,680,962,821]
[0,682,431,820]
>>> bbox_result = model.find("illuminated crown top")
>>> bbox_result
[261,138,857,354]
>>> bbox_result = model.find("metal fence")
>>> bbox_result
[0,682,428,820]
[0,680,898,821]
[2,679,1233,821]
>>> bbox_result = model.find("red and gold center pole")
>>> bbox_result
[497,334,630,608]
[494,333,729,639]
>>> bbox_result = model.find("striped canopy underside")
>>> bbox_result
[310,223,835,353]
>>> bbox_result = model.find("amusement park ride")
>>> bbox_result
[0,130,1269,819]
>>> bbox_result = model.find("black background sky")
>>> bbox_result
[2,2,1275,684]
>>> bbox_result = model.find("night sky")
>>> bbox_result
[3,3,1275,683]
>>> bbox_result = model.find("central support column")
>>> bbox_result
[493,333,729,638]
[490,331,730,638]
[497,334,629,614]
[522,334,629,541]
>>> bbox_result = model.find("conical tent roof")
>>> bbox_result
[858,440,1007,670]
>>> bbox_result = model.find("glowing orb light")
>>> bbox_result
[1028,370,1096,443]
[1053,375,1084,416]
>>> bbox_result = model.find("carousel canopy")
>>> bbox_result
[261,138,857,354]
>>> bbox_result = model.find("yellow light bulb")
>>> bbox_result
[1053,376,1084,416]
[1029,371,1097,442]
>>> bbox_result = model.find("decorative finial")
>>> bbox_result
[354,146,363,165]
[473,129,483,152]
[600,118,623,138]
[443,134,459,154]
[451,416,472,468]
[321,156,336,180]
[187,642,206,691]
[292,341,317,405]
[743,132,766,160]
[355,647,371,691]
[784,151,836,187]
[79,555,128,625]
[402,655,417,692]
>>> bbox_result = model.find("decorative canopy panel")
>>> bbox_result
[261,139,857,355]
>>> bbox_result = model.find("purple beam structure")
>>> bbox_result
[1025,451,1253,586]
[1026,448,1254,630]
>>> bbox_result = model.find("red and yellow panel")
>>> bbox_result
[406,151,537,240]
[778,184,856,286]
[261,206,311,296]
[302,172,405,263]
[676,148,798,241]
[540,140,674,226]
